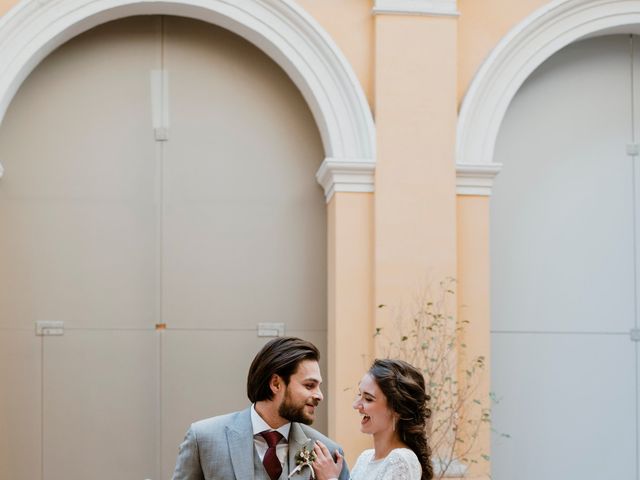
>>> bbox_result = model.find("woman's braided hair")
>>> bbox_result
[369,358,433,480]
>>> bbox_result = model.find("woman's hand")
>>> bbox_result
[312,440,344,480]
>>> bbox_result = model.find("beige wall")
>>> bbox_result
[0,15,328,479]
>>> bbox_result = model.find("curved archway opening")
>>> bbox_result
[457,0,640,193]
[0,0,375,195]
[490,33,638,479]
[0,13,333,479]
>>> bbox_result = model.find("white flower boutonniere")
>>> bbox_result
[289,443,317,479]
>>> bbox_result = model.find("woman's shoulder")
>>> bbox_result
[388,448,419,462]
[383,448,422,476]
[355,449,375,463]
[351,449,375,474]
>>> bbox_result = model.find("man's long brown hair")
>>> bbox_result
[247,337,320,403]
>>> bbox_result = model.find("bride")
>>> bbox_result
[312,359,433,480]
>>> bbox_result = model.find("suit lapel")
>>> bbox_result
[288,423,314,480]
[227,408,255,480]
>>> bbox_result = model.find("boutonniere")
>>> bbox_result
[289,443,317,478]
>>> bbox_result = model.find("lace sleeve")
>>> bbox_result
[378,449,422,480]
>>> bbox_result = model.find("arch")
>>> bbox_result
[0,0,375,199]
[456,0,640,195]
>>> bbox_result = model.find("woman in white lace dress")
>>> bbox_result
[312,359,433,480]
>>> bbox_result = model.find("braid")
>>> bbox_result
[397,402,433,480]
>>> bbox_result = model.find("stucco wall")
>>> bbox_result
[0,0,559,478]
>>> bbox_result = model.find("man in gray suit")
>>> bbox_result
[172,337,349,480]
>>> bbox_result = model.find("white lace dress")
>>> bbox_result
[351,448,422,480]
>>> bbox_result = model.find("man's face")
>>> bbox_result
[277,359,323,425]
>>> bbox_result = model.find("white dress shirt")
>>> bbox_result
[251,404,291,466]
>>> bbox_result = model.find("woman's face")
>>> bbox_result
[352,373,396,436]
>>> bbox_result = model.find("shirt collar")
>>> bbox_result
[251,404,291,440]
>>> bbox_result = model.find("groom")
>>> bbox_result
[172,336,349,480]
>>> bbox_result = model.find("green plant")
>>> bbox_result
[375,278,491,478]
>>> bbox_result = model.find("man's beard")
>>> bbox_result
[278,388,316,425]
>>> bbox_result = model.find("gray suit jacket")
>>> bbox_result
[172,407,350,480]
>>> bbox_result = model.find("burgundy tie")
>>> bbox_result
[260,430,284,480]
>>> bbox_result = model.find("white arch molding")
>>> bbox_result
[0,0,375,201]
[456,0,640,195]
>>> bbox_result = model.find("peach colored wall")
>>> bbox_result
[327,192,375,466]
[457,0,549,104]
[456,195,492,479]
[302,0,554,111]
[374,13,458,311]
[300,0,553,110]
[297,0,374,108]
